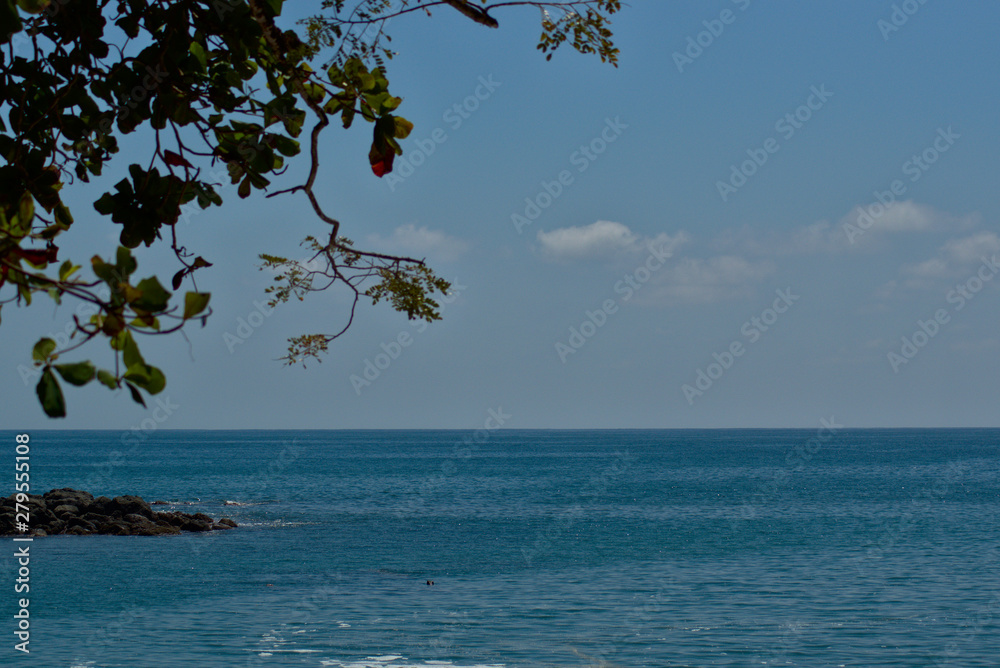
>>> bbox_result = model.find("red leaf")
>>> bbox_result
[369,146,395,178]
[14,244,58,266]
[163,150,193,168]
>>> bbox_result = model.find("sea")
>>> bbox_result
[2,428,999,667]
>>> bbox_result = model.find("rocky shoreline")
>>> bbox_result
[0,488,237,536]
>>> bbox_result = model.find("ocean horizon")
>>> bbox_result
[3,428,999,666]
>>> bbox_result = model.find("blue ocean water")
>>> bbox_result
[2,428,999,667]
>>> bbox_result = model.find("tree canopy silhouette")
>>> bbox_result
[0,0,620,417]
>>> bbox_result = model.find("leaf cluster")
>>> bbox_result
[0,0,620,416]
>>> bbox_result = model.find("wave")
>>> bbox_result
[319,657,505,668]
[234,519,313,528]
[149,499,280,508]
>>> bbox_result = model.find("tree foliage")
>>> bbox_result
[0,0,620,416]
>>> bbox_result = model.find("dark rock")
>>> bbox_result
[89,496,113,514]
[108,495,153,520]
[155,511,185,527]
[19,495,47,512]
[181,518,212,532]
[68,517,97,533]
[123,513,155,528]
[44,488,94,511]
[45,519,67,534]
[151,500,169,505]
[97,521,131,536]
[0,490,237,537]
[33,508,58,528]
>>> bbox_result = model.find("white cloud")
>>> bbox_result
[901,231,1000,285]
[367,224,469,262]
[940,231,1000,264]
[535,221,772,304]
[840,200,978,245]
[646,255,776,304]
[785,221,839,254]
[536,220,687,259]
[852,200,938,232]
[903,257,950,280]
[712,220,848,256]
[716,202,979,258]
[873,280,897,300]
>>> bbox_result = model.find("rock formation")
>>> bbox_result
[0,488,238,536]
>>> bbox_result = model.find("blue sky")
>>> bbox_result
[5,1,1000,429]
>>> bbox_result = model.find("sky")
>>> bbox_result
[4,1,1000,430]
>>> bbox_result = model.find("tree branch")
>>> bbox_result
[440,0,500,28]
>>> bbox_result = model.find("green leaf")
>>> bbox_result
[18,192,34,225]
[125,364,165,395]
[271,135,300,157]
[58,260,79,281]
[382,96,403,113]
[143,365,166,394]
[393,116,414,139]
[341,106,356,129]
[189,41,208,69]
[130,315,160,331]
[327,64,345,87]
[32,337,56,362]
[97,369,118,390]
[133,276,171,312]
[54,202,73,227]
[122,331,143,368]
[91,256,117,284]
[125,381,146,407]
[93,192,115,215]
[183,292,211,319]
[36,368,66,418]
[115,246,137,278]
[302,82,326,104]
[121,283,143,303]
[54,361,96,386]
[17,0,51,14]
